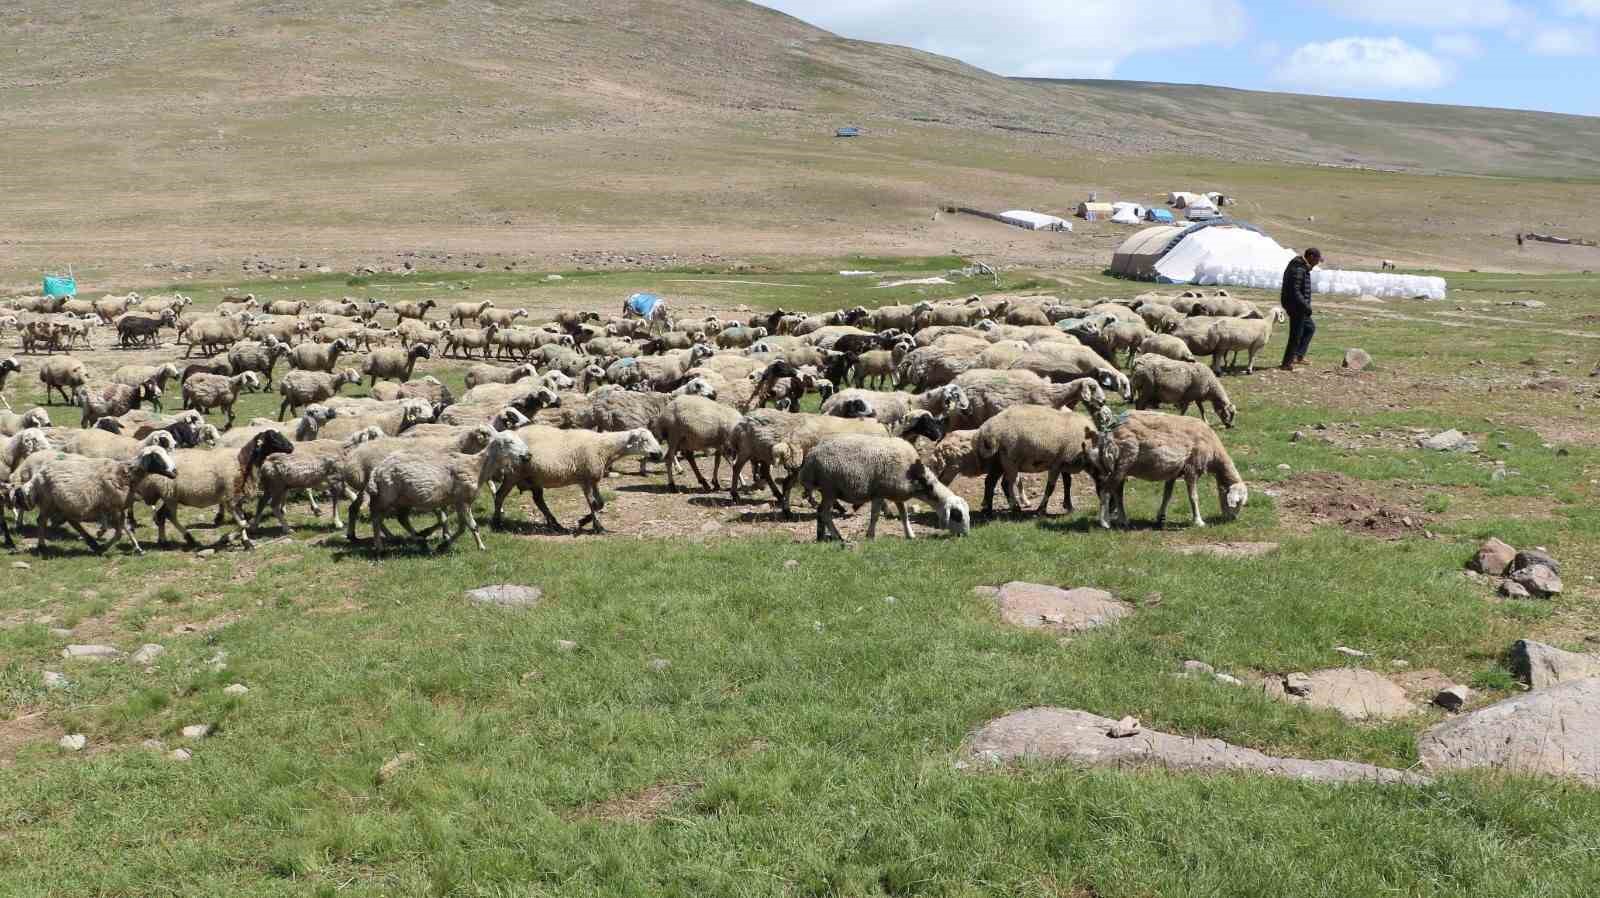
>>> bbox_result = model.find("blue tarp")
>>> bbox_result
[42,275,76,297]
[625,292,664,319]
[1145,208,1175,223]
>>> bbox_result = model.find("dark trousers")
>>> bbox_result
[1282,314,1315,366]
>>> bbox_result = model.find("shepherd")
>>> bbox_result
[622,292,671,335]
[1280,248,1321,371]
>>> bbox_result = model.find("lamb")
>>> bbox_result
[946,369,1105,431]
[1129,354,1236,427]
[134,431,294,549]
[820,384,970,430]
[393,299,437,321]
[252,426,385,532]
[1094,411,1248,529]
[1205,309,1288,373]
[850,348,900,389]
[287,337,355,373]
[464,362,537,390]
[479,307,530,328]
[1101,319,1154,367]
[1,407,50,438]
[974,405,1101,516]
[448,300,496,326]
[182,372,261,430]
[490,427,661,534]
[19,446,179,555]
[277,369,362,420]
[654,394,742,491]
[365,431,529,551]
[1135,334,1197,363]
[371,376,452,407]
[183,315,247,357]
[361,344,432,386]
[798,434,970,541]
[227,338,290,388]
[80,380,162,428]
[442,324,499,359]
[38,357,88,405]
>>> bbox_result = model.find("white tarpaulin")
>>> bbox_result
[1152,226,1295,284]
[998,210,1072,231]
[1110,202,1145,225]
[1194,263,1447,300]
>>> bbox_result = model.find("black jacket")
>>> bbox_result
[1280,257,1313,317]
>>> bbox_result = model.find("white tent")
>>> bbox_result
[1110,202,1145,225]
[1152,225,1293,284]
[997,210,1072,232]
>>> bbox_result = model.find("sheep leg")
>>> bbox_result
[229,503,255,549]
[709,450,723,490]
[1156,480,1177,528]
[1098,478,1118,529]
[1116,480,1131,529]
[0,510,11,550]
[1035,469,1059,516]
[683,452,713,491]
[664,442,679,490]
[1245,348,1257,375]
[776,472,798,519]
[277,399,290,422]
[529,487,568,533]
[491,479,517,528]
[864,498,883,539]
[981,461,1003,516]
[370,509,388,551]
[576,482,607,533]
[343,488,365,541]
[1186,475,1206,528]
[162,505,201,547]
[896,501,916,540]
[1000,470,1023,515]
[68,521,104,555]
[458,502,486,552]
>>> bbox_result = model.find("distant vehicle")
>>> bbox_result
[835,127,861,138]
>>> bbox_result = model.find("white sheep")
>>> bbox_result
[1135,334,1197,363]
[974,405,1101,516]
[654,395,742,491]
[80,380,162,428]
[134,431,295,549]
[820,384,970,430]
[1205,309,1288,373]
[464,362,537,390]
[365,431,529,551]
[798,434,970,542]
[182,372,261,430]
[491,426,661,533]
[287,337,356,373]
[337,426,496,542]
[1,406,49,438]
[1129,354,1236,427]
[252,426,384,532]
[362,344,432,386]
[277,369,362,420]
[20,446,178,555]
[38,357,88,405]
[1094,411,1248,529]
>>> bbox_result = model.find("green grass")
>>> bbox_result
[3,262,1600,895]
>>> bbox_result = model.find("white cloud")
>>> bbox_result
[1560,0,1600,19]
[1529,24,1598,55]
[1275,37,1454,92]
[753,1,1249,78]
[1313,0,1524,29]
[1432,33,1483,57]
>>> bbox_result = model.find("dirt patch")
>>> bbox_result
[1275,472,1430,539]
[566,782,700,824]
[0,711,60,765]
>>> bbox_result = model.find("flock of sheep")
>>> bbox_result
[0,287,1274,553]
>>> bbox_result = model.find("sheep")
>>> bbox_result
[798,434,970,542]
[219,404,340,448]
[442,324,499,359]
[479,307,529,328]
[606,344,714,391]
[1136,334,1197,363]
[226,338,290,388]
[53,315,96,351]
[371,375,453,407]
[135,431,295,549]
[716,325,767,349]
[313,299,360,318]
[58,427,177,461]
[4,428,55,473]
[182,372,261,430]
[896,344,983,390]
[1006,346,1131,400]
[493,326,559,360]
[361,344,432,386]
[246,316,308,346]
[80,381,162,428]
[113,363,182,401]
[219,292,256,309]
[1129,355,1236,427]
[1135,302,1184,334]
[252,426,384,532]
[393,299,437,321]
[318,398,432,441]
[277,369,362,420]
[38,357,88,405]
[20,446,179,555]
[337,426,496,541]
[490,427,660,534]
[850,349,898,389]
[0,356,18,402]
[464,362,537,390]
[974,405,1100,516]
[766,412,945,516]
[1101,319,1154,367]
[820,384,970,430]
[1094,411,1248,529]
[1,407,50,438]
[945,369,1105,431]
[1205,309,1288,373]
[264,300,308,317]
[99,410,214,449]
[1191,296,1263,319]
[92,293,143,324]
[138,294,190,316]
[1172,315,1232,358]
[438,387,560,428]
[287,337,355,373]
[0,457,11,548]
[449,300,496,326]
[184,315,247,357]
[365,431,529,551]
[394,318,441,348]
[654,395,742,491]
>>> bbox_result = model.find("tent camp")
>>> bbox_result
[1110,223,1291,283]
[1076,202,1116,221]
[997,210,1072,231]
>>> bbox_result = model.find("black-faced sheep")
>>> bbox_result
[135,430,294,549]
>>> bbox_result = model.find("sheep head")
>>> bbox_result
[0,357,20,374]
[1221,481,1249,521]
[491,407,530,431]
[23,407,50,429]
[305,404,337,423]
[938,384,970,412]
[134,445,179,480]
[1216,401,1237,429]
[623,428,664,460]
[484,432,530,476]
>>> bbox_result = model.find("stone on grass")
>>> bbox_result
[1433,685,1473,712]
[141,739,166,751]
[377,751,417,784]
[48,628,73,639]
[1470,538,1517,576]
[1273,669,1414,720]
[222,684,249,697]
[41,671,68,689]
[1510,639,1600,689]
[1498,580,1531,599]
[990,582,1131,633]
[1173,542,1278,559]
[1213,673,1244,686]
[1418,678,1600,785]
[782,559,799,570]
[180,724,211,740]
[1107,716,1141,738]
[965,708,1425,785]
[169,748,193,762]
[1182,660,1215,675]
[1513,549,1560,575]
[206,651,228,671]
[58,734,87,752]
[646,657,672,672]
[1418,430,1477,452]
[1509,565,1563,597]
[1283,673,1313,696]
[465,585,543,609]
[1333,646,1369,658]
[555,639,578,653]
[131,644,165,665]
[1342,348,1372,371]
[62,644,123,662]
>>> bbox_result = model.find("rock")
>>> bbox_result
[48,628,73,639]
[180,724,211,740]
[1107,716,1141,738]
[41,671,68,689]
[1283,673,1313,696]
[1469,538,1517,575]
[555,639,578,653]
[169,748,193,762]
[1509,564,1563,597]
[1342,348,1372,371]
[1418,430,1477,452]
[465,585,543,609]
[965,708,1425,785]
[990,582,1132,633]
[12,561,30,570]
[58,734,87,752]
[130,643,165,665]
[1172,542,1278,559]
[1276,669,1414,720]
[222,684,249,697]
[1433,685,1473,712]
[1512,549,1560,575]
[782,559,799,570]
[1418,678,1600,784]
[1182,660,1215,676]
[1276,464,1291,472]
[62,644,123,661]
[883,596,897,605]
[1509,639,1600,689]
[141,739,166,751]
[646,657,671,672]
[1333,646,1369,658]
[1498,580,1531,599]
[377,751,417,784]
[1213,673,1244,686]
[1291,430,1305,442]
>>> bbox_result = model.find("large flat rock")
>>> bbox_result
[1264,668,1416,720]
[965,708,1425,785]
[1418,677,1600,785]
[1511,639,1600,689]
[991,582,1131,632]
[465,585,543,609]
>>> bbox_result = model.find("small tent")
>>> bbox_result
[1076,202,1116,221]
[1110,202,1145,225]
[997,210,1072,231]
[1170,192,1205,209]
[1145,208,1175,223]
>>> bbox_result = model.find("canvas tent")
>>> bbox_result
[1109,223,1291,283]
[1109,226,1187,279]
[1169,192,1205,209]
[1076,202,1115,221]
[1110,202,1145,225]
[997,210,1072,231]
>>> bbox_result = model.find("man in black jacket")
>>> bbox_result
[1280,247,1322,371]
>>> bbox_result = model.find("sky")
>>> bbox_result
[752,0,1600,116]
